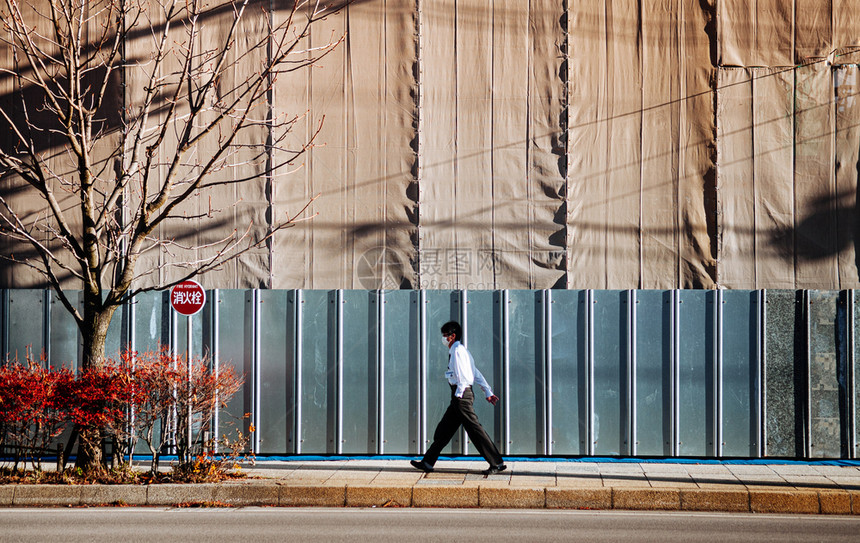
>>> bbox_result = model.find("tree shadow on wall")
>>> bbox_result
[0,0,366,287]
[0,0,363,158]
[790,182,860,274]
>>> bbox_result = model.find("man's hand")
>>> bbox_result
[487,395,499,406]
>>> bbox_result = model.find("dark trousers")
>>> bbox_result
[421,386,503,467]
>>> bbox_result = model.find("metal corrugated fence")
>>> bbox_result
[1,289,858,459]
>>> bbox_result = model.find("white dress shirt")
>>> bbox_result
[445,340,493,399]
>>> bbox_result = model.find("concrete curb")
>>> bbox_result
[12,485,82,507]
[1,484,859,513]
[345,486,412,508]
[0,485,15,506]
[749,490,821,514]
[146,484,218,506]
[215,483,280,506]
[679,489,749,512]
[412,486,477,508]
[279,485,345,507]
[80,485,148,506]
[849,491,860,515]
[479,487,545,509]
[612,488,680,511]
[546,488,611,509]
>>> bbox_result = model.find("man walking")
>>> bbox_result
[411,321,506,475]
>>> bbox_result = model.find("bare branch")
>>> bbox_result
[0,0,340,372]
[128,193,319,298]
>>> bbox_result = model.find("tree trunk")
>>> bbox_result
[81,294,112,370]
[74,297,117,471]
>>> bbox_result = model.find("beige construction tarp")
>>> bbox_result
[568,0,715,289]
[273,1,418,289]
[3,1,860,290]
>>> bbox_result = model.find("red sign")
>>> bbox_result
[170,280,206,316]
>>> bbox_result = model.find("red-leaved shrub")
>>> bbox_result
[0,357,72,470]
[1,347,244,475]
[54,362,135,463]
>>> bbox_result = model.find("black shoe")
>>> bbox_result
[410,459,434,473]
[483,463,507,475]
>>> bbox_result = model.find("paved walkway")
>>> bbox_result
[3,458,860,513]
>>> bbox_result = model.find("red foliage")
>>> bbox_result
[55,363,133,442]
[1,347,243,474]
[122,346,243,469]
[0,357,73,467]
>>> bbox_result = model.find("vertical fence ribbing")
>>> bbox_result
[4,288,857,459]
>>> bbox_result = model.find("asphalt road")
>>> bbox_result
[2,508,859,542]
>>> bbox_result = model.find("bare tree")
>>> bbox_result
[0,0,343,469]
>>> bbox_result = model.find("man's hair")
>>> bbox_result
[441,321,462,341]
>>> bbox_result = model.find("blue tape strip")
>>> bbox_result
[20,455,859,467]
[177,455,860,467]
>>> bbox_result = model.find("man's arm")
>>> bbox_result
[473,366,492,397]
[473,366,499,405]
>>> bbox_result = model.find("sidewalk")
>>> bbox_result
[2,458,860,513]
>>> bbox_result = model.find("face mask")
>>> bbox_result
[441,336,450,347]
